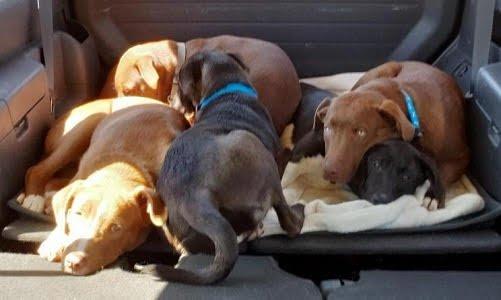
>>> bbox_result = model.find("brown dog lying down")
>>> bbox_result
[23,97,188,275]
[99,35,301,134]
[316,61,469,187]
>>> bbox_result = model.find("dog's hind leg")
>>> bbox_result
[438,151,470,187]
[43,99,111,153]
[25,113,106,196]
[271,185,305,237]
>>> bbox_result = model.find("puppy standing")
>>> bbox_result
[138,51,304,285]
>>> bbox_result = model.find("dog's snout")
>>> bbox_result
[370,193,390,204]
[64,252,88,275]
[324,165,351,183]
[323,169,337,183]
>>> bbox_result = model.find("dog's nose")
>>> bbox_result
[64,252,88,274]
[323,170,337,183]
[370,193,390,204]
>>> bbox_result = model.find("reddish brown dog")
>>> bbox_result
[316,61,469,187]
[100,35,301,134]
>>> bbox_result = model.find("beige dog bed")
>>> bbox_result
[258,155,484,237]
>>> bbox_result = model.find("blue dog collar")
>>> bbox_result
[197,82,258,111]
[401,89,422,138]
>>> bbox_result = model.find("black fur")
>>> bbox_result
[289,83,333,161]
[349,139,445,207]
[141,51,303,285]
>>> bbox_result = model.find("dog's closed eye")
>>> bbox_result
[69,209,82,216]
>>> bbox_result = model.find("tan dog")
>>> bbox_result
[99,35,301,134]
[24,97,189,275]
[316,61,469,187]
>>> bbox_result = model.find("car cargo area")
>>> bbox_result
[1,0,501,299]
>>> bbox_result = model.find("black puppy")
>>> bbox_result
[138,51,304,285]
[286,83,333,161]
[349,139,445,208]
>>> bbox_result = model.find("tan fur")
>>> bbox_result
[27,96,189,275]
[280,123,295,151]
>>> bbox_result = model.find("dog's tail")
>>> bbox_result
[139,198,238,285]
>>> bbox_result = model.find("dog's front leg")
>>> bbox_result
[38,228,68,262]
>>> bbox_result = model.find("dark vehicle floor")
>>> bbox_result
[0,251,321,300]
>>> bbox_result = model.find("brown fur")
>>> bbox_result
[317,61,469,186]
[99,35,301,134]
[27,97,189,275]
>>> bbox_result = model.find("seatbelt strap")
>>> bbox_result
[470,0,496,94]
[37,0,55,112]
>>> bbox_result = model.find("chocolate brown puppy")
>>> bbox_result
[316,61,469,186]
[138,51,304,285]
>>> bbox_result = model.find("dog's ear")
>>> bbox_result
[377,100,415,141]
[348,151,369,196]
[313,97,332,130]
[133,186,167,227]
[416,151,445,208]
[290,131,325,162]
[179,53,205,110]
[52,180,84,234]
[136,56,160,90]
[226,52,249,72]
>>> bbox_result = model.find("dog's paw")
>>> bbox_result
[21,195,46,213]
[249,222,265,239]
[134,263,159,275]
[237,223,264,243]
[236,234,247,244]
[38,239,63,262]
[247,223,265,241]
[44,205,53,216]
[16,193,26,204]
[422,197,439,211]
[43,190,56,215]
[284,203,305,238]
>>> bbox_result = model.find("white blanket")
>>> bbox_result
[259,155,484,237]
